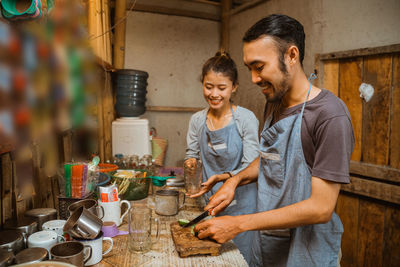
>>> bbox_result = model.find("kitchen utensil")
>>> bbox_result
[155,189,185,216]
[0,230,24,253]
[16,261,76,267]
[3,217,38,245]
[101,222,128,238]
[27,230,64,253]
[73,231,113,266]
[15,247,48,264]
[128,206,160,253]
[68,199,104,219]
[182,210,210,228]
[182,199,237,228]
[97,198,130,227]
[170,222,221,257]
[24,208,57,230]
[0,248,14,266]
[184,159,202,194]
[64,207,103,239]
[110,169,151,200]
[42,220,67,239]
[50,241,92,267]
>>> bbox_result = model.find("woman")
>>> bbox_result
[184,51,259,263]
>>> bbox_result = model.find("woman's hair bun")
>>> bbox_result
[215,51,231,58]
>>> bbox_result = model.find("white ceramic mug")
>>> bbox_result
[27,230,65,254]
[98,199,130,226]
[74,231,113,266]
[42,220,66,241]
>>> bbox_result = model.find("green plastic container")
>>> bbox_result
[1,0,37,16]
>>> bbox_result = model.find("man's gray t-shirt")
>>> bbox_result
[273,89,354,184]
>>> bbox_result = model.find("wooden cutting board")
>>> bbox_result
[170,221,221,257]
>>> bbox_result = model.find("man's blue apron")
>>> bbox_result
[200,105,257,264]
[250,76,343,266]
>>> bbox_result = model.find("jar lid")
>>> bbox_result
[156,189,179,196]
[4,217,37,229]
[16,247,48,264]
[42,220,66,230]
[25,208,57,218]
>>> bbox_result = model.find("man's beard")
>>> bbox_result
[265,75,290,103]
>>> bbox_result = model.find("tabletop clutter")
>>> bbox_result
[0,154,225,267]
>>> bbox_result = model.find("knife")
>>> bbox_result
[182,209,211,228]
[182,200,237,228]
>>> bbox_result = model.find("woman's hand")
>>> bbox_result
[188,173,230,198]
[184,158,197,169]
[205,177,239,215]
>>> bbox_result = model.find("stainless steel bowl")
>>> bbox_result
[0,230,24,254]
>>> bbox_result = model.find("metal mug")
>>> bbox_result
[68,199,104,219]
[155,190,185,216]
[50,241,92,267]
[63,207,103,239]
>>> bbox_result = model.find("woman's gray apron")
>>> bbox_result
[250,77,343,267]
[200,105,257,264]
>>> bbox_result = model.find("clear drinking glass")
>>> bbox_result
[128,207,160,253]
[184,159,202,195]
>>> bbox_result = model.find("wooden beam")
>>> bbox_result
[220,0,231,51]
[341,175,400,205]
[146,106,204,112]
[319,44,400,61]
[350,161,400,183]
[230,0,267,16]
[114,0,127,69]
[127,0,220,21]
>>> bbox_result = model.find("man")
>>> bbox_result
[194,14,354,266]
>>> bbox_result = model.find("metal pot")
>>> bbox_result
[24,208,57,230]
[0,230,24,254]
[15,247,48,264]
[4,217,38,246]
[0,248,14,267]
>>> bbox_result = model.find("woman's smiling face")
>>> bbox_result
[203,70,237,111]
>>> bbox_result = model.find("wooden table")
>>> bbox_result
[93,192,248,267]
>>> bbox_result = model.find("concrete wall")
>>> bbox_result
[124,12,219,166]
[230,0,400,126]
[123,0,400,166]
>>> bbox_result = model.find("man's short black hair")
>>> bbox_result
[243,14,305,65]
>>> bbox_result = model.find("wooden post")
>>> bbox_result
[220,0,231,52]
[113,0,127,69]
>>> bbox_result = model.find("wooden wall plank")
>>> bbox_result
[323,60,339,96]
[357,199,385,266]
[350,160,400,183]
[342,176,400,204]
[1,153,13,223]
[391,54,400,169]
[102,72,114,163]
[383,205,400,266]
[336,194,359,267]
[339,58,363,161]
[362,55,392,165]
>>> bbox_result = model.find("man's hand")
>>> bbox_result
[204,177,239,215]
[194,216,242,243]
[188,173,230,198]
